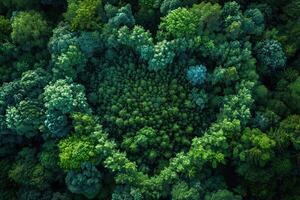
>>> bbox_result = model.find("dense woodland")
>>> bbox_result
[0,0,300,199]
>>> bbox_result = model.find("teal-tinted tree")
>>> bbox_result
[19,68,51,98]
[0,68,50,137]
[186,65,207,86]
[5,100,44,138]
[52,45,87,80]
[48,25,79,56]
[160,0,182,15]
[107,4,135,28]
[43,79,90,113]
[43,79,91,137]
[243,8,265,35]
[255,39,286,71]
[77,31,103,57]
[65,162,102,199]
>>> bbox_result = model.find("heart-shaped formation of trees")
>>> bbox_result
[0,0,300,200]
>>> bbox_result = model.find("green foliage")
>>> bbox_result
[122,127,163,167]
[282,77,300,113]
[220,81,254,126]
[58,113,115,170]
[205,190,242,200]
[255,40,286,70]
[104,151,139,184]
[8,148,51,189]
[65,162,102,199]
[0,0,39,11]
[234,128,276,166]
[44,110,70,138]
[211,66,239,85]
[77,31,103,57]
[53,45,87,80]
[71,112,99,136]
[222,1,243,39]
[43,79,90,114]
[111,186,143,200]
[19,68,51,96]
[158,7,198,39]
[222,1,265,39]
[64,0,102,30]
[158,2,221,39]
[0,67,50,113]
[186,65,207,86]
[171,181,199,200]
[107,4,135,28]
[278,115,300,150]
[0,16,11,42]
[0,0,300,199]
[43,79,91,137]
[6,100,44,137]
[148,40,175,71]
[39,140,60,169]
[160,0,182,15]
[58,135,97,170]
[71,113,116,161]
[254,110,280,131]
[97,63,207,172]
[139,0,159,9]
[116,25,153,58]
[48,25,79,56]
[11,11,50,50]
[253,84,268,104]
[190,2,221,33]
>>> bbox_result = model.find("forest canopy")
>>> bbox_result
[0,0,300,199]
